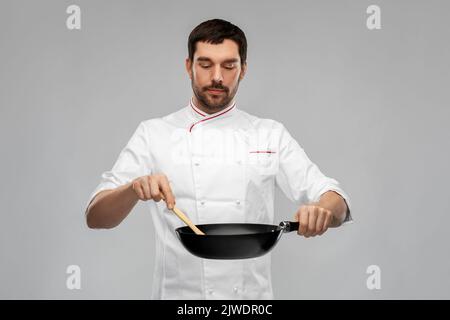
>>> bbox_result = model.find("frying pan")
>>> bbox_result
[175,221,300,260]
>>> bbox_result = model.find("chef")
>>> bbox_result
[85,18,353,299]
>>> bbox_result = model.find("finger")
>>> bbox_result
[318,225,328,236]
[293,211,300,234]
[315,208,326,235]
[299,207,309,236]
[160,176,176,210]
[132,180,145,200]
[306,206,318,237]
[141,177,152,200]
[149,176,162,201]
[319,211,332,235]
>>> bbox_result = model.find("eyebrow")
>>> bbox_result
[196,57,239,64]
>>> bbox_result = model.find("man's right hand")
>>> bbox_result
[131,174,176,210]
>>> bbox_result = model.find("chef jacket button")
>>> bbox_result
[200,201,205,206]
[194,162,200,166]
[235,200,241,205]
[208,289,214,295]
[236,159,242,165]
[233,287,238,293]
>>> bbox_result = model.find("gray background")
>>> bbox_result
[1,0,449,299]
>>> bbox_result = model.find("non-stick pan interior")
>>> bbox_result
[177,223,279,235]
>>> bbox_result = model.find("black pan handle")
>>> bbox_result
[279,221,300,233]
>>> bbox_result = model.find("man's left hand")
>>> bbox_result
[294,204,333,238]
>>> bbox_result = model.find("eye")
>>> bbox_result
[200,64,211,69]
[223,64,236,69]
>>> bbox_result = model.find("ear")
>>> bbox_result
[185,58,193,80]
[239,62,247,81]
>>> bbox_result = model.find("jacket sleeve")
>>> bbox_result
[275,125,353,224]
[85,121,152,214]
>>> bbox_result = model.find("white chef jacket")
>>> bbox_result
[86,98,353,300]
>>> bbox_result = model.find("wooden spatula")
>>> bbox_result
[161,195,205,235]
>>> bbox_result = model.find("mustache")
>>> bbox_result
[204,84,228,92]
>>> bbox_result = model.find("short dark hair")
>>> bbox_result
[188,19,247,64]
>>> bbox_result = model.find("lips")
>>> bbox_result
[207,89,225,94]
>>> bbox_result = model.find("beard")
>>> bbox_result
[191,78,239,113]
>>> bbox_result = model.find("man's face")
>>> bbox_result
[186,39,247,112]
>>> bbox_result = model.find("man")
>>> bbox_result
[85,19,352,299]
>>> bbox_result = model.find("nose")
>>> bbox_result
[212,65,224,83]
